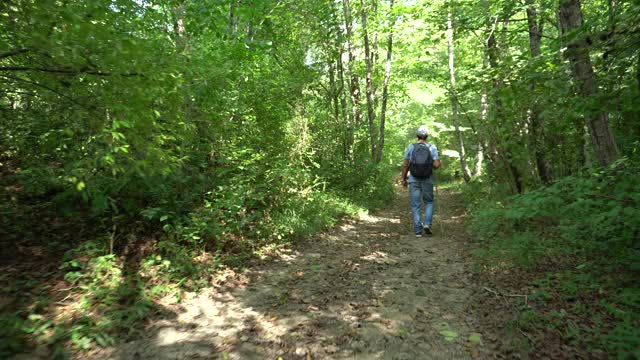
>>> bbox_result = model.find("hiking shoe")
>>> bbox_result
[415,233,423,238]
[423,225,432,235]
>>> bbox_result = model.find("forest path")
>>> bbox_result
[96,186,492,359]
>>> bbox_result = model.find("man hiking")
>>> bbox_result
[401,126,441,237]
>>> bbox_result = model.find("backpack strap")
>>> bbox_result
[411,142,428,156]
[410,143,417,162]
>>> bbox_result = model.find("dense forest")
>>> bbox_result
[1,0,639,358]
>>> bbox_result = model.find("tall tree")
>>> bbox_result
[342,0,362,138]
[525,0,551,184]
[483,2,524,193]
[328,0,353,160]
[475,47,489,178]
[558,0,619,167]
[446,9,471,183]
[361,0,378,161]
[376,0,395,163]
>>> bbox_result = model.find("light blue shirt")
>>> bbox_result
[404,142,439,183]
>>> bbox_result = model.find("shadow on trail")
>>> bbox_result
[0,223,183,360]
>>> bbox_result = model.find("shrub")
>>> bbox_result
[468,157,640,358]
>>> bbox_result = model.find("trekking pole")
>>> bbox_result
[434,172,443,235]
[432,135,444,236]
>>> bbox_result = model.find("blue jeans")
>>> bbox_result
[409,180,434,234]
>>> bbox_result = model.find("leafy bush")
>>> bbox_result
[468,157,640,357]
[59,241,156,347]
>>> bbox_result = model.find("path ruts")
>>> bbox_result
[95,187,492,359]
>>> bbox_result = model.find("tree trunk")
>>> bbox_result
[227,0,240,41]
[328,61,341,138]
[173,2,189,198]
[376,0,395,164]
[372,32,379,113]
[526,1,551,184]
[479,0,501,182]
[608,0,615,22]
[371,0,380,114]
[637,52,640,93]
[474,16,493,179]
[174,3,187,50]
[486,12,523,193]
[558,0,619,167]
[475,84,489,177]
[473,141,484,177]
[360,0,377,162]
[342,0,362,132]
[336,48,352,160]
[583,123,593,168]
[447,12,471,183]
[331,1,353,161]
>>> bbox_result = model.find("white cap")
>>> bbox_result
[416,125,428,137]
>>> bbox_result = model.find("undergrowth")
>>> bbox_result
[467,157,640,358]
[0,156,393,358]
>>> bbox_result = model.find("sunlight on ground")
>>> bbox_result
[360,251,391,264]
[91,189,486,359]
[339,223,356,231]
[358,214,401,224]
[276,252,300,263]
[439,217,465,225]
[155,290,290,347]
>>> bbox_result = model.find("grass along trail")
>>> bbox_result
[94,185,493,359]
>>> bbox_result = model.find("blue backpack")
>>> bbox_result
[410,143,433,179]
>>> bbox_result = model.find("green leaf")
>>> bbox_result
[468,333,482,344]
[439,329,458,341]
[94,332,112,347]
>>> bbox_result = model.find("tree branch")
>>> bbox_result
[0,66,141,77]
[0,48,29,60]
[0,74,98,112]
[544,15,558,30]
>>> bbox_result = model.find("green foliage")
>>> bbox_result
[6,0,638,357]
[59,241,155,348]
[0,314,29,358]
[469,158,640,357]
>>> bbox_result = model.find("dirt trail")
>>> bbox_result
[96,187,493,359]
